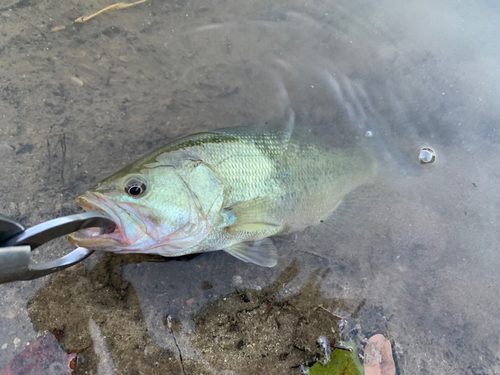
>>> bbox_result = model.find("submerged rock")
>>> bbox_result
[0,334,76,375]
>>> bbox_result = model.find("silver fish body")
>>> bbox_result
[69,125,377,267]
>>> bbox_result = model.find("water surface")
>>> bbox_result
[1,0,499,373]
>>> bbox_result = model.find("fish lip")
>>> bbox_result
[71,192,125,246]
[76,192,121,226]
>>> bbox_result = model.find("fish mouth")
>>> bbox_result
[68,193,126,248]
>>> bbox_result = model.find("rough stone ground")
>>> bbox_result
[1,0,500,374]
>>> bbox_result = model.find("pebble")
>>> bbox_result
[51,25,67,33]
[2,310,16,319]
[70,76,84,86]
[232,275,243,287]
[0,143,14,158]
[13,338,21,347]
[1,343,7,349]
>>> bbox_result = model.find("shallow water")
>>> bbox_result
[1,0,500,373]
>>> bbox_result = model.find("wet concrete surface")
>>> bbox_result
[1,0,500,374]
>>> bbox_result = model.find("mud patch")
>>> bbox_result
[26,253,207,374]
[191,261,356,375]
[24,252,394,375]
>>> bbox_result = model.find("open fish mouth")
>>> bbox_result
[68,193,126,248]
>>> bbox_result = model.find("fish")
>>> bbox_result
[69,124,377,267]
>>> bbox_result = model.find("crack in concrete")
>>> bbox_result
[167,315,186,375]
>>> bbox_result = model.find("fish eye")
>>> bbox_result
[124,178,147,198]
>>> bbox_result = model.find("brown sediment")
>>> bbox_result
[26,255,361,375]
[27,253,208,374]
[191,260,356,375]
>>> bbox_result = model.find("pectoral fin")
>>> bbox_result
[224,238,278,267]
[224,197,281,232]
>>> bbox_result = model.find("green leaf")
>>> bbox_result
[308,341,364,375]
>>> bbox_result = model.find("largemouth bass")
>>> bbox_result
[69,125,376,267]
